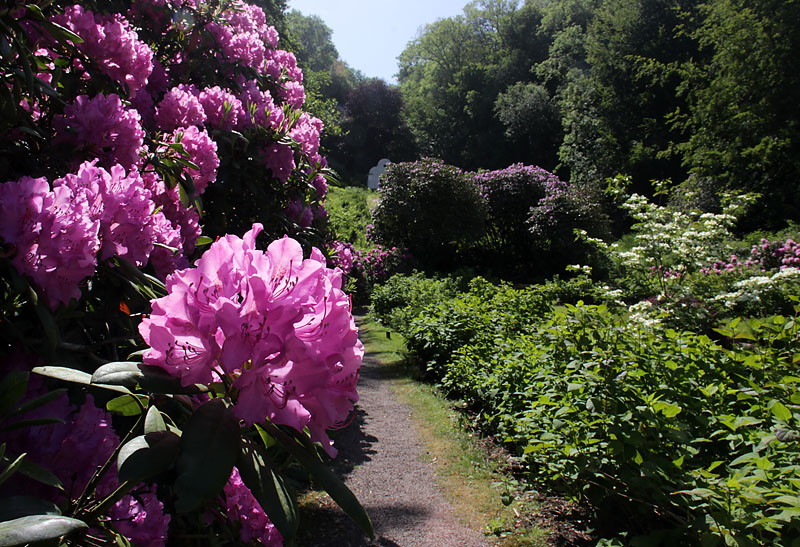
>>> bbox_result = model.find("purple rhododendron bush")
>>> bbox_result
[0,1,372,545]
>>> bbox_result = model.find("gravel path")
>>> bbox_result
[297,328,491,547]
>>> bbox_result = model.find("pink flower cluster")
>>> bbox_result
[52,5,154,92]
[331,241,354,274]
[155,85,206,131]
[166,125,220,195]
[54,93,145,170]
[54,160,179,267]
[703,238,800,274]
[205,1,279,72]
[0,160,197,307]
[139,224,362,456]
[353,245,412,285]
[1,366,170,546]
[0,176,100,308]
[223,468,283,546]
[289,113,323,159]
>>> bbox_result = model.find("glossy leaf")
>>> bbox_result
[0,452,26,487]
[0,496,60,522]
[144,406,167,434]
[0,515,87,546]
[31,367,130,394]
[91,362,143,388]
[174,399,240,512]
[117,432,180,484]
[106,395,148,417]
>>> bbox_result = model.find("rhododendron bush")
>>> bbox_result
[0,1,371,545]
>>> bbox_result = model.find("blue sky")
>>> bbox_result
[286,0,468,83]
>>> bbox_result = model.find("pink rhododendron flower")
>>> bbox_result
[198,86,246,131]
[312,174,328,198]
[108,491,171,546]
[288,113,323,158]
[237,78,284,130]
[139,224,362,456]
[54,161,164,267]
[264,49,302,82]
[167,125,219,195]
[142,171,200,260]
[52,5,153,92]
[223,468,282,546]
[281,80,305,109]
[0,176,100,308]
[332,241,354,273]
[262,144,295,183]
[155,84,206,131]
[54,94,145,170]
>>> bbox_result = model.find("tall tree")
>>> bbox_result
[398,0,551,171]
[330,79,416,180]
[673,0,800,224]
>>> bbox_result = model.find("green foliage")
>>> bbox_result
[673,0,800,226]
[368,272,464,333]
[403,275,601,379]
[331,79,417,182]
[399,275,800,544]
[398,0,552,171]
[325,185,374,249]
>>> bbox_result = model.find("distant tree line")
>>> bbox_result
[283,0,800,227]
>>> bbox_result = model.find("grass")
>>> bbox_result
[326,186,375,250]
[357,314,550,546]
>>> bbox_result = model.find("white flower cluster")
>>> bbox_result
[714,267,800,309]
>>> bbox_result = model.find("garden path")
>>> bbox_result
[296,318,491,547]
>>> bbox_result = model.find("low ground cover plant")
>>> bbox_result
[394,274,800,545]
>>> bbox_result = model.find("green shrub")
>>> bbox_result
[370,158,486,269]
[411,285,800,545]
[369,272,464,332]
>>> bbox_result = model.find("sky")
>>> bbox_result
[286,0,468,83]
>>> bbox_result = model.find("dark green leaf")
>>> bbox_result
[8,458,62,490]
[0,497,60,522]
[236,439,298,543]
[0,515,87,546]
[264,424,373,539]
[0,371,29,417]
[92,362,143,388]
[137,365,208,395]
[33,293,59,352]
[0,452,26,487]
[8,389,66,419]
[41,21,84,44]
[117,431,180,483]
[32,367,130,394]
[174,399,240,512]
